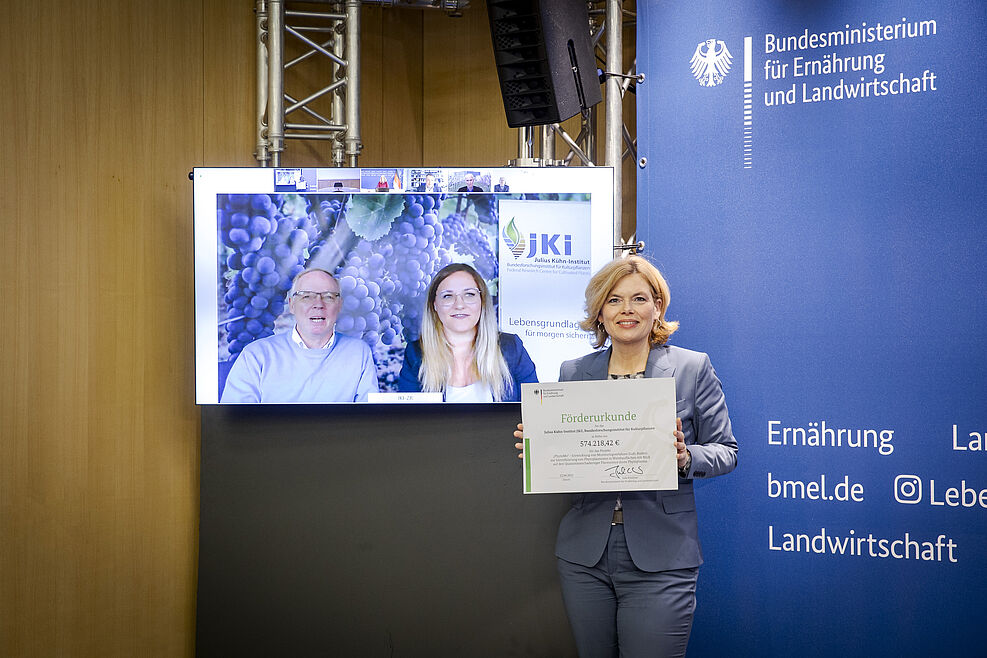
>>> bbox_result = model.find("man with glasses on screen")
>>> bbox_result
[221,268,379,403]
[415,173,440,193]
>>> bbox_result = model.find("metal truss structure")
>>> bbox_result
[255,0,470,168]
[255,0,360,167]
[254,0,637,243]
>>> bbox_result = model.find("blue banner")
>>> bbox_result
[637,2,986,654]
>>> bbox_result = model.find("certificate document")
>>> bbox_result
[520,378,678,494]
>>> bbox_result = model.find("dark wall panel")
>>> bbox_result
[198,405,576,657]
[636,1,986,656]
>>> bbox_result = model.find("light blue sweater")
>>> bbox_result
[221,330,379,403]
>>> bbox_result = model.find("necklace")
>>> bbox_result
[608,370,646,379]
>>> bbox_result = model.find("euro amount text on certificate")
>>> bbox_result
[520,378,678,494]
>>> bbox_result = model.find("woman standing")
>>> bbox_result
[399,263,537,402]
[515,255,738,656]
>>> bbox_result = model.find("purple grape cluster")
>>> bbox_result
[471,193,499,225]
[458,225,498,280]
[439,212,465,249]
[363,194,451,341]
[219,193,330,356]
[334,238,401,348]
[439,211,497,279]
[219,191,502,389]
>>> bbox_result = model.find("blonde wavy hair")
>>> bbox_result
[579,255,679,349]
[418,263,513,401]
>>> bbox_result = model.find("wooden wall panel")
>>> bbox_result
[204,0,258,165]
[0,1,635,655]
[356,6,425,167]
[0,1,252,656]
[422,5,516,167]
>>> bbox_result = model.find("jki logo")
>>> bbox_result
[502,218,573,259]
[527,233,572,258]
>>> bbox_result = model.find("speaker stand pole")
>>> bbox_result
[605,0,623,254]
[513,126,540,167]
[540,125,557,165]
[583,104,598,165]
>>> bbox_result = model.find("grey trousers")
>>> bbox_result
[557,523,699,657]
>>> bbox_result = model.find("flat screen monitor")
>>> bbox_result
[193,166,615,404]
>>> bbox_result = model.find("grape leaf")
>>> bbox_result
[465,200,480,226]
[280,193,309,218]
[436,195,458,218]
[345,195,406,241]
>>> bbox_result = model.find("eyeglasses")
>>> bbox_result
[435,288,481,307]
[292,290,340,304]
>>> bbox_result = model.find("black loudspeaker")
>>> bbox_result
[487,0,603,128]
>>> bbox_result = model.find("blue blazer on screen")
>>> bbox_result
[397,332,537,401]
[556,344,738,572]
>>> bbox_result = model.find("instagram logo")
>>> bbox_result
[894,475,922,504]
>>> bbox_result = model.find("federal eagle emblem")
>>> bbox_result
[690,38,732,87]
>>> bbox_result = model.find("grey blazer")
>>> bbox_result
[555,344,738,572]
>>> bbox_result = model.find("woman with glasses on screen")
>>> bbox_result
[398,263,537,402]
[514,255,738,657]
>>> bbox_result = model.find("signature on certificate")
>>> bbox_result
[604,464,645,479]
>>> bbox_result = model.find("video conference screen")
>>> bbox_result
[193,166,615,404]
